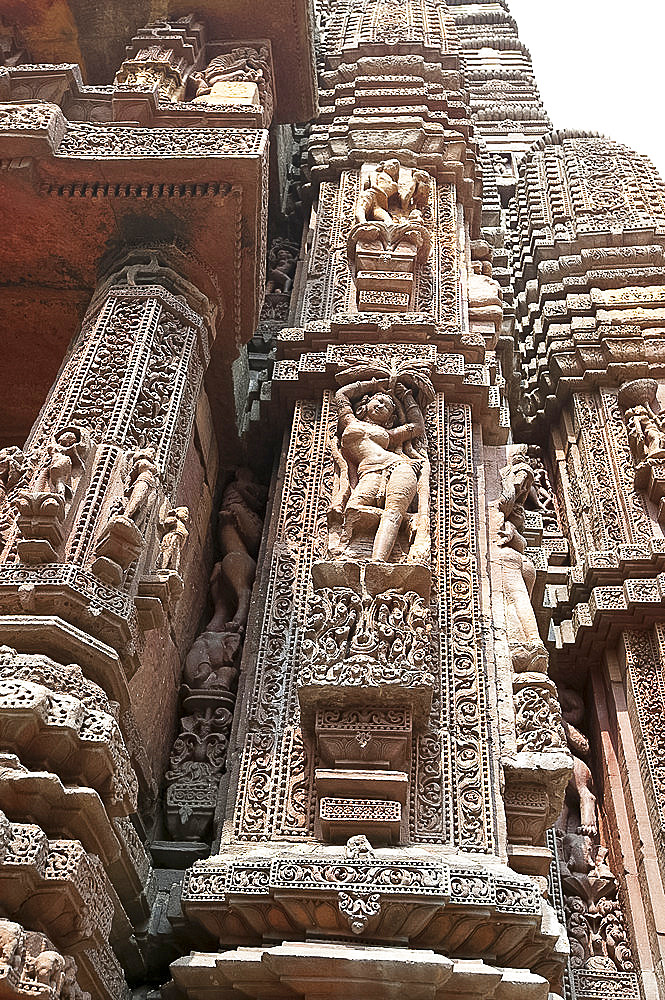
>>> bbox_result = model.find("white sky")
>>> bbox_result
[506,0,665,177]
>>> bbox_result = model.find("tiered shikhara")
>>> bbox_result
[0,1,663,999]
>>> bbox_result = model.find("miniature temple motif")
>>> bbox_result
[0,1,662,999]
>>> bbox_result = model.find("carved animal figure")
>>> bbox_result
[0,919,23,970]
[399,167,431,214]
[31,949,66,989]
[183,631,243,691]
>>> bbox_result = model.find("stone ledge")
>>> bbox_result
[0,758,150,923]
[269,343,508,444]
[169,942,550,1000]
[0,820,114,952]
[0,565,141,679]
[0,679,137,816]
[548,574,665,667]
[181,849,563,976]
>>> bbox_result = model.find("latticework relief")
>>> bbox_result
[599,388,656,543]
[572,394,634,550]
[0,282,208,587]
[622,628,665,861]
[233,397,334,841]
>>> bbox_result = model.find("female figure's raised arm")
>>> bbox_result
[388,384,424,444]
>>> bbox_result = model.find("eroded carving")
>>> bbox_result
[192,46,273,119]
[157,505,190,574]
[165,469,266,842]
[495,447,548,673]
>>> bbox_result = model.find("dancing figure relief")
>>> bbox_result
[329,361,433,564]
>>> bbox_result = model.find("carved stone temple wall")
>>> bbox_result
[0,2,664,1000]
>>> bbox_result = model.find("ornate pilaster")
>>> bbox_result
[176,4,569,997]
[0,249,218,999]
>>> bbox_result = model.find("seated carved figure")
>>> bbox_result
[331,362,433,563]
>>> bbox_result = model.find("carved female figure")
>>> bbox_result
[623,404,665,464]
[33,427,89,499]
[331,363,433,563]
[123,448,160,527]
[496,449,548,673]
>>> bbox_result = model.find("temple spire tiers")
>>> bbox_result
[174,5,574,997]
